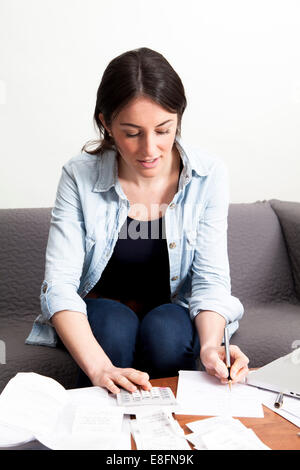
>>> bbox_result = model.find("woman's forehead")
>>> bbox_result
[115,96,177,125]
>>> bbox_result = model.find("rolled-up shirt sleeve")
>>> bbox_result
[40,162,88,321]
[189,160,244,334]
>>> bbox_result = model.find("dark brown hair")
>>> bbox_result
[82,47,187,155]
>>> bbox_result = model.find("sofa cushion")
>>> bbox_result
[0,318,78,393]
[232,301,300,367]
[269,199,300,301]
[0,208,52,321]
[227,201,297,306]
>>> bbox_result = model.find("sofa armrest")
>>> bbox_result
[269,199,300,300]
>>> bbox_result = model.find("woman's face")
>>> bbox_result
[99,96,178,179]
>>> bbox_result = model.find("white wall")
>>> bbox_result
[0,0,299,208]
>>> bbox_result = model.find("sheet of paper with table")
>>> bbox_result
[176,371,264,418]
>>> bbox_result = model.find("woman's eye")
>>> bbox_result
[126,130,170,138]
[157,130,170,135]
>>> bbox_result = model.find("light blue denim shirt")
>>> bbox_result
[25,136,244,347]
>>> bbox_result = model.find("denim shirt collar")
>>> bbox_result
[92,135,209,193]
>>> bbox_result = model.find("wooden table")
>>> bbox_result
[131,376,300,450]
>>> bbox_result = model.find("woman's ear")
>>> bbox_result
[98,113,111,135]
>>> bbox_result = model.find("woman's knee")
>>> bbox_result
[140,303,194,346]
[138,303,199,376]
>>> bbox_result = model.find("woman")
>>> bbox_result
[26,47,249,393]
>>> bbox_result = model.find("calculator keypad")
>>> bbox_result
[117,387,177,406]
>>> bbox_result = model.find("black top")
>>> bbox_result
[91,215,171,317]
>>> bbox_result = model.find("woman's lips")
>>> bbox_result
[137,157,160,169]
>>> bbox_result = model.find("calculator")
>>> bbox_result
[116,387,178,407]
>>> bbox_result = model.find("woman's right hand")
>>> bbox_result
[91,364,152,394]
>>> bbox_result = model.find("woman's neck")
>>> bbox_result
[117,145,181,191]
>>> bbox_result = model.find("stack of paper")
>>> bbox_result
[185,417,270,450]
[131,409,191,450]
[0,372,131,450]
[176,371,264,417]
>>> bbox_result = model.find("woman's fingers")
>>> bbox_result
[230,348,249,382]
[214,360,230,380]
[103,376,121,394]
[125,369,152,390]
[99,368,152,394]
[231,365,249,384]
[201,347,228,380]
[219,350,249,385]
[114,374,137,393]
[202,345,250,386]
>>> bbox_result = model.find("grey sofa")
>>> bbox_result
[0,200,300,393]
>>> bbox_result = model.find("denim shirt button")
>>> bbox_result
[171,276,178,281]
[169,242,176,249]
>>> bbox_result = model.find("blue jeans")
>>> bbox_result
[75,298,200,387]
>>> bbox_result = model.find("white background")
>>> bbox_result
[0,0,299,208]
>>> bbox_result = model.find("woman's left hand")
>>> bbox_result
[200,345,250,385]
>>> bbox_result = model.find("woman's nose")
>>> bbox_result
[140,134,158,159]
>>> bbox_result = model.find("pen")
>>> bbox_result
[224,326,232,391]
[274,392,284,409]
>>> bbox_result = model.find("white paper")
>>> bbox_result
[34,388,131,450]
[67,386,108,407]
[186,416,246,434]
[201,425,270,450]
[186,416,270,450]
[131,409,191,450]
[258,389,300,428]
[0,373,69,435]
[186,416,246,450]
[135,409,179,435]
[176,371,264,418]
[117,415,132,450]
[36,414,131,450]
[125,404,180,416]
[185,431,207,450]
[72,405,123,435]
[0,373,131,450]
[0,421,35,447]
